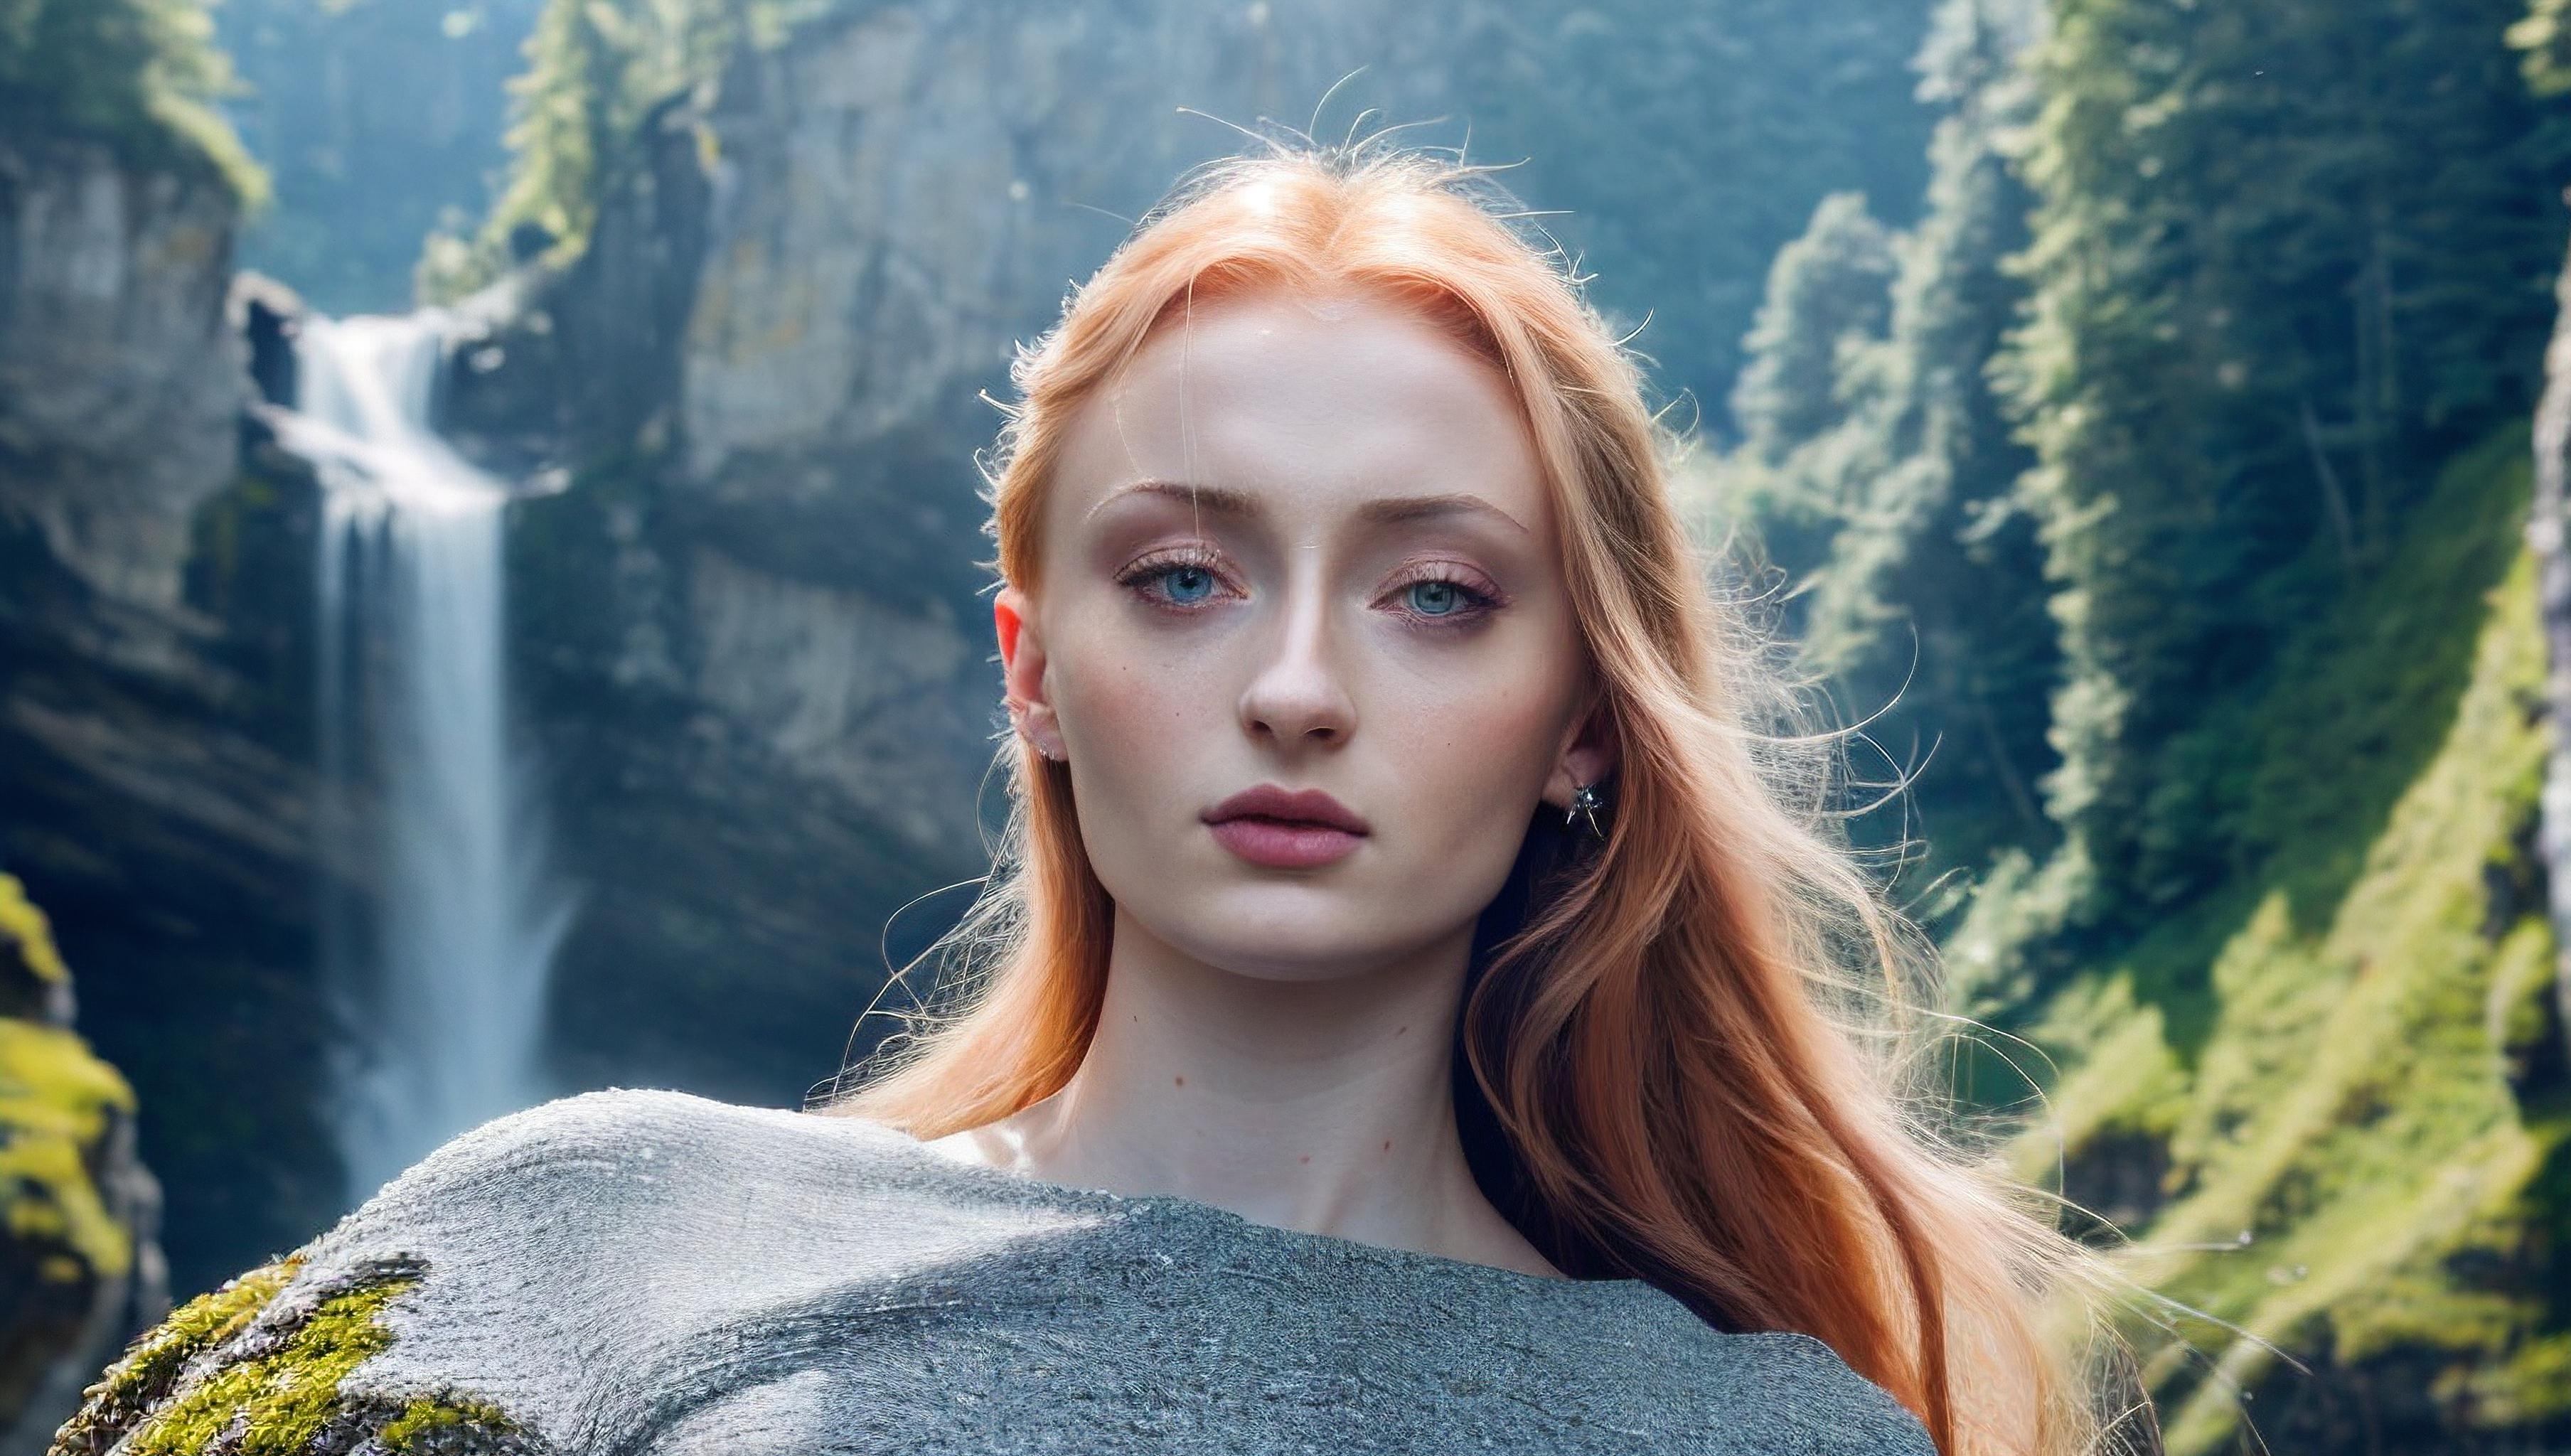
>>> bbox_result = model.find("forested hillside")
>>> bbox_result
[1714,0,2571,1445]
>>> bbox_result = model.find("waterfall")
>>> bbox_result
[282,311,578,1204]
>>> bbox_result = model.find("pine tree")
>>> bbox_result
[1717,0,2060,900]
[1810,0,2058,896]
[1732,192,1901,468]
[1997,0,2570,921]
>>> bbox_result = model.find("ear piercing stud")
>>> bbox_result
[1566,779,1605,838]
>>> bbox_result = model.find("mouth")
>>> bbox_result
[1202,784,1369,869]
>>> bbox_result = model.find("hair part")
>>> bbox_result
[817,134,2143,1456]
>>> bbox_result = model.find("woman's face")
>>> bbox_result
[996,285,1614,983]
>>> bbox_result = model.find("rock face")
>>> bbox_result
[0,129,350,1303]
[0,138,243,616]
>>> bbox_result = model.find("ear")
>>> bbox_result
[1540,688,1620,813]
[995,584,1066,761]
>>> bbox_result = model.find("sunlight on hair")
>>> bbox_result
[811,122,2181,1456]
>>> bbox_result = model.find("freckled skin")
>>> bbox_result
[938,287,1617,1280]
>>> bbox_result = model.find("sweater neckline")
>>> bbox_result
[828,1111,1664,1300]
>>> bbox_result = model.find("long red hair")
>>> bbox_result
[818,140,2129,1456]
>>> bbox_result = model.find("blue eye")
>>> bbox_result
[1161,565,1218,605]
[1116,548,1501,628]
[1406,580,1465,616]
[1116,552,1232,611]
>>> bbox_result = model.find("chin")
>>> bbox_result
[1154,895,1407,982]
[1177,905,1460,987]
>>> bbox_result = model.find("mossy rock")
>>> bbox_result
[0,876,130,1271]
[2,869,158,1436]
[0,1017,137,1285]
[0,871,73,1023]
[49,1252,548,1455]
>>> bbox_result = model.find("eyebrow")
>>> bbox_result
[1083,478,1532,537]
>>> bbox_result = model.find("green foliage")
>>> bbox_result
[1713,0,2063,900]
[1724,0,2571,1435]
[422,0,821,299]
[1996,0,2570,926]
[2514,0,2571,95]
[0,0,264,201]
[1247,0,1945,419]
[1990,431,2569,1448]
[420,0,1942,414]
[1732,192,1901,466]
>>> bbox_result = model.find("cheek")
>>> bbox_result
[1380,655,1571,850]
[1044,610,1216,798]
[1399,674,1553,802]
[1061,660,1198,758]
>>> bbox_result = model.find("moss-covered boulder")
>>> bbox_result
[46,1251,547,1456]
[0,872,170,1453]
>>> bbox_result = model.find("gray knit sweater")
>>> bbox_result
[51,1088,1937,1455]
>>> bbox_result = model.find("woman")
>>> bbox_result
[50,141,2134,1456]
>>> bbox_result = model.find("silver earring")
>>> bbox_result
[1565,779,1605,837]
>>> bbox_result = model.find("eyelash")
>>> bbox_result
[1111,545,1505,628]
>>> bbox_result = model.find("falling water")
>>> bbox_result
[283,312,577,1203]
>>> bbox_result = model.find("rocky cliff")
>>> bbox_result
[0,124,352,1302]
[1,0,1941,1304]
[0,134,242,615]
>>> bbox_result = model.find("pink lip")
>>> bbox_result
[1202,783,1370,869]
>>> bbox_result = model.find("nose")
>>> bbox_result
[1237,566,1355,750]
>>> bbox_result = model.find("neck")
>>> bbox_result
[971,900,1544,1271]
